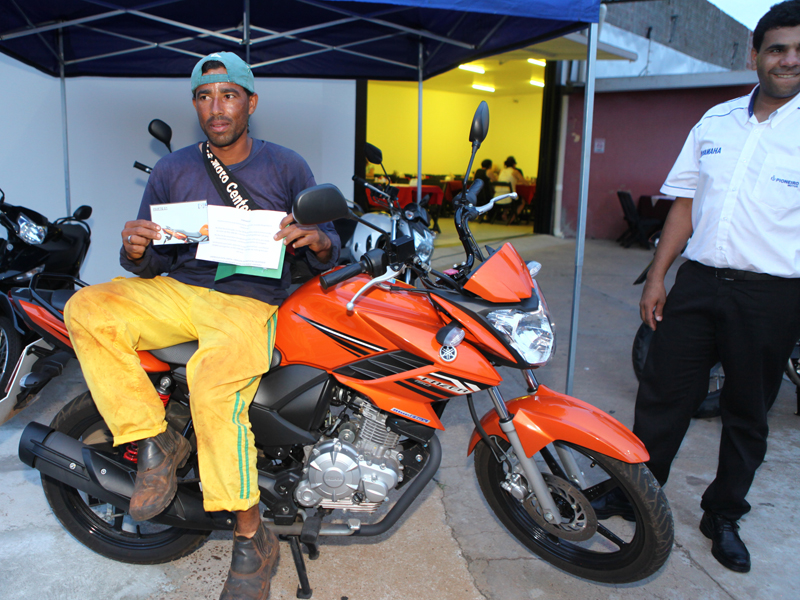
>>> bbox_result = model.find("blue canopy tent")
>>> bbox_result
[0,0,601,393]
[1,1,598,79]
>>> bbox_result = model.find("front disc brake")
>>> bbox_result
[522,473,598,542]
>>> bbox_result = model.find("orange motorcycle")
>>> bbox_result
[18,102,672,593]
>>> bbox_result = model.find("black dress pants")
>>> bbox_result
[633,260,800,520]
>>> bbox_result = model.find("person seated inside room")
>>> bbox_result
[496,156,530,224]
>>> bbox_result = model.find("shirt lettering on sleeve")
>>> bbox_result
[700,147,722,157]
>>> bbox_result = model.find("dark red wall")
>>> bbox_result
[561,85,753,240]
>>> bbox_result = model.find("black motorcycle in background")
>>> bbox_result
[0,187,92,424]
[631,232,800,417]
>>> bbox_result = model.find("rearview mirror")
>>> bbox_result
[365,143,383,165]
[293,184,349,225]
[148,119,173,153]
[469,101,489,144]
[73,205,92,220]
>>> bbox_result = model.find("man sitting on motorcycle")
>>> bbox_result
[64,51,340,600]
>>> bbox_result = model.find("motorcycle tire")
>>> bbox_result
[632,322,722,418]
[0,315,22,393]
[785,349,800,388]
[41,391,210,564]
[474,439,673,583]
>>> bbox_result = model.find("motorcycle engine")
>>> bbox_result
[294,399,403,512]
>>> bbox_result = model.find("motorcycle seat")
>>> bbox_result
[11,288,76,313]
[150,341,282,369]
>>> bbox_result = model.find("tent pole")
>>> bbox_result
[417,40,423,201]
[58,28,72,215]
[244,0,251,63]
[565,22,598,396]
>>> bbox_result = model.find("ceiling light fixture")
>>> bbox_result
[459,64,485,74]
[527,58,546,67]
[529,80,545,88]
[472,83,495,92]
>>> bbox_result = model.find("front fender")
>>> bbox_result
[467,385,649,464]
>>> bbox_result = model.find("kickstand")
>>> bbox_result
[287,535,313,599]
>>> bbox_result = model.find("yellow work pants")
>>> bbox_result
[64,276,277,513]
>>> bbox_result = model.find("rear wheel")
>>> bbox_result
[0,315,22,393]
[475,439,673,583]
[41,391,209,564]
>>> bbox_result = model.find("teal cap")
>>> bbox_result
[191,51,255,94]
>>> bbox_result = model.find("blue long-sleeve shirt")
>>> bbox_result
[121,139,340,305]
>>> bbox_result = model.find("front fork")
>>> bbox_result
[487,372,586,524]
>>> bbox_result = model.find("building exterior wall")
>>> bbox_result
[560,84,754,240]
[605,0,753,70]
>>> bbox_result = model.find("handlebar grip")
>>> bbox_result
[353,175,369,186]
[133,161,153,174]
[320,262,366,291]
[465,179,483,204]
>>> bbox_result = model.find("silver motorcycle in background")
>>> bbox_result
[347,143,435,284]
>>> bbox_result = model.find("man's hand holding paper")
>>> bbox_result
[274,214,334,263]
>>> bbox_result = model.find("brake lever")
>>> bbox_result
[475,192,518,215]
[347,265,404,312]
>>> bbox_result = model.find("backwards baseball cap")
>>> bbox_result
[191,51,255,95]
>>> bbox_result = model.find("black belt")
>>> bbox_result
[694,262,783,281]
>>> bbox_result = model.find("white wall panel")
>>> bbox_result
[0,54,65,228]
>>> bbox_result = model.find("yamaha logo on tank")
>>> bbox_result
[439,345,457,362]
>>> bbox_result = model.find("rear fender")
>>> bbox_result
[467,385,649,464]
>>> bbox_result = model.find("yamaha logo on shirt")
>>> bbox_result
[700,147,722,157]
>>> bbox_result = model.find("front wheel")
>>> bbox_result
[475,439,673,583]
[41,391,210,564]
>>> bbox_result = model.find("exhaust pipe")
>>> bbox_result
[19,421,233,532]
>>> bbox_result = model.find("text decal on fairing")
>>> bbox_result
[414,372,483,396]
[390,408,430,423]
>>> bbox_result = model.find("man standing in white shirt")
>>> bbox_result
[633,1,800,574]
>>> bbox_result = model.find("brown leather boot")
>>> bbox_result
[219,521,280,600]
[128,427,191,521]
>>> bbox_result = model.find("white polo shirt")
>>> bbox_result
[662,86,800,277]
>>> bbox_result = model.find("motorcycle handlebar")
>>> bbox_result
[320,262,366,291]
[133,161,153,174]
[352,175,391,200]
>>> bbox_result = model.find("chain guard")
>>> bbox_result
[521,473,598,542]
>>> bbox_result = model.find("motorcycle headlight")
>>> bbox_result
[412,228,435,264]
[486,281,555,366]
[18,213,47,244]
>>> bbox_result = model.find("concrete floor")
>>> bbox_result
[1,233,799,600]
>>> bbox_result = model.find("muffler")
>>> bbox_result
[19,421,233,531]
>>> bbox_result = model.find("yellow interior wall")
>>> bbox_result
[367,81,543,179]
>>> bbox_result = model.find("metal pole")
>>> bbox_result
[59,29,72,215]
[565,22,598,396]
[244,0,251,63]
[417,40,423,202]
